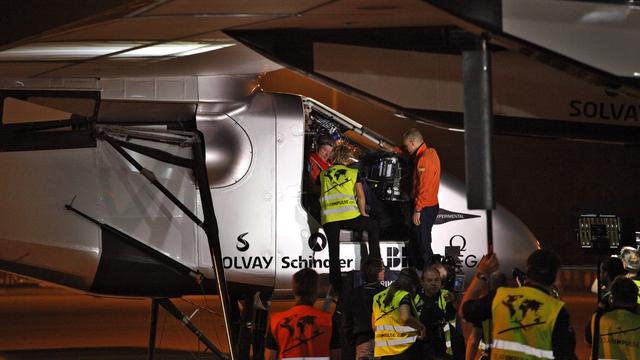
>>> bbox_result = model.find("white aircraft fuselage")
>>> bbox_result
[0,76,538,299]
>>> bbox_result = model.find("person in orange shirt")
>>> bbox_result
[308,139,334,183]
[265,268,340,360]
[402,128,440,271]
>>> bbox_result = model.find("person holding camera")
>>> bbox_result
[416,266,464,359]
[460,250,576,360]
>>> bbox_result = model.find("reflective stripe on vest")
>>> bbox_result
[438,289,455,355]
[491,339,554,359]
[478,318,492,352]
[593,309,640,360]
[373,288,418,357]
[491,286,564,360]
[319,165,360,225]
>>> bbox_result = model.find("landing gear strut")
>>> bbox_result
[147,298,229,360]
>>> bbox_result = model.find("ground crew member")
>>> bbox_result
[586,276,640,359]
[417,266,463,359]
[320,144,381,295]
[402,128,440,270]
[373,268,425,360]
[619,246,640,304]
[466,273,506,360]
[343,257,386,360]
[265,268,340,360]
[460,250,577,359]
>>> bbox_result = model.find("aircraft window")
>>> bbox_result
[0,96,95,152]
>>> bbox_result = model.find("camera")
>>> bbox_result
[429,254,464,292]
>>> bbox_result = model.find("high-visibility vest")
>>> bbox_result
[416,289,456,355]
[319,165,360,225]
[373,288,419,357]
[491,286,564,359]
[269,304,333,360]
[479,318,492,353]
[436,289,456,355]
[634,279,640,304]
[592,308,640,360]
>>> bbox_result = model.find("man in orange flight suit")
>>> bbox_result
[265,268,340,360]
[402,128,440,271]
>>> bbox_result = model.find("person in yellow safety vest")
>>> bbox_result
[373,268,426,360]
[466,273,507,360]
[586,276,640,360]
[320,144,381,295]
[460,250,577,360]
[416,266,463,359]
[619,246,640,304]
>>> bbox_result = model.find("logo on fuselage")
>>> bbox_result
[222,233,273,269]
[435,208,481,225]
[386,246,407,269]
[308,232,327,252]
[237,232,249,252]
[445,235,478,268]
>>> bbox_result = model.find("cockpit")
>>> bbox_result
[301,98,412,242]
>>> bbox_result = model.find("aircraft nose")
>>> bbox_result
[491,205,539,278]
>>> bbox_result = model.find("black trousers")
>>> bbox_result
[323,216,381,293]
[409,204,439,271]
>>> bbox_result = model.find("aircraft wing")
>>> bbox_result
[1,0,640,143]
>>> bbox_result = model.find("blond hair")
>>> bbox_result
[329,144,353,165]
[402,128,423,143]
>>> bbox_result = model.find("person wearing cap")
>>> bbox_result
[319,144,381,295]
[586,276,640,359]
[460,250,577,360]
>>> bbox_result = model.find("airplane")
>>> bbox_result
[0,0,635,359]
[0,77,538,358]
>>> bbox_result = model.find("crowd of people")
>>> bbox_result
[269,127,640,360]
[266,246,640,360]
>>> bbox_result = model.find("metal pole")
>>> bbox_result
[191,134,236,360]
[486,210,493,254]
[148,299,159,360]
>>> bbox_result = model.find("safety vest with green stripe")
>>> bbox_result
[373,288,419,357]
[491,286,564,360]
[319,165,360,225]
[592,308,640,360]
